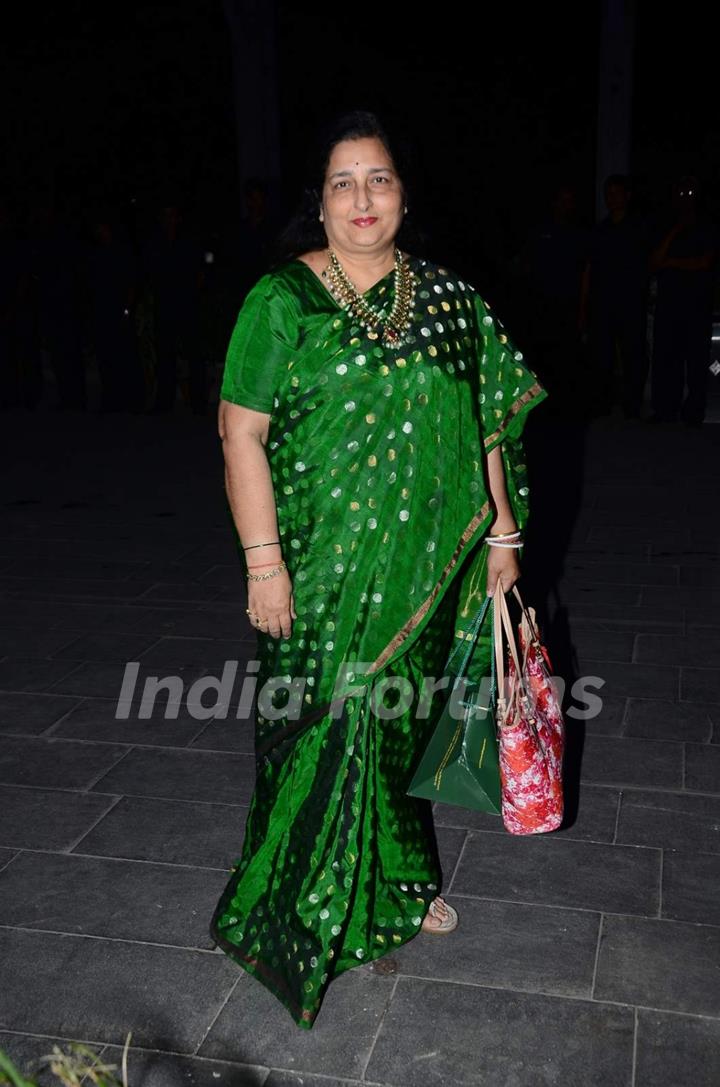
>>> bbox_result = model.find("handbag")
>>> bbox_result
[406,593,501,814]
[493,585,565,835]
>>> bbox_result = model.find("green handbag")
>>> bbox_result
[406,593,501,813]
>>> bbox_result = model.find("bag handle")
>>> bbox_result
[492,582,523,715]
[446,592,493,680]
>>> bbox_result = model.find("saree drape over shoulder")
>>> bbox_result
[210,253,547,1027]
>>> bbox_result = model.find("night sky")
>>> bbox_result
[1,1,717,288]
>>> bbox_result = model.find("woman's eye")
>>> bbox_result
[334,181,350,189]
[372,176,390,183]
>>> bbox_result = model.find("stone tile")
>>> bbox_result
[2,555,145,579]
[0,735,129,789]
[99,1046,270,1087]
[557,582,642,607]
[567,601,684,631]
[563,559,677,586]
[138,582,224,603]
[451,831,660,915]
[435,825,466,885]
[636,632,720,668]
[0,784,119,850]
[595,914,720,1017]
[0,576,156,599]
[662,851,720,925]
[265,1074,357,1087]
[582,695,627,735]
[89,747,257,805]
[569,630,635,662]
[48,660,208,700]
[76,795,249,868]
[575,660,679,700]
[0,691,82,735]
[0,628,87,657]
[0,656,82,693]
[435,784,621,845]
[616,788,720,854]
[635,1009,720,1087]
[365,977,634,1087]
[167,609,256,640]
[0,851,226,947]
[49,697,207,747]
[680,565,720,588]
[52,602,196,634]
[685,743,720,794]
[392,896,599,997]
[579,735,683,789]
[52,632,161,661]
[642,584,720,609]
[199,968,396,1077]
[137,637,257,670]
[624,699,713,743]
[189,717,257,754]
[681,668,720,704]
[0,927,238,1051]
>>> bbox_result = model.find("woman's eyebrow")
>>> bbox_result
[328,166,394,179]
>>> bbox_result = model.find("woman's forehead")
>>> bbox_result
[326,137,393,173]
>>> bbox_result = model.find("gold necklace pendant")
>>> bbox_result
[325,246,416,348]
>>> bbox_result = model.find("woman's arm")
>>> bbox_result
[218,399,295,639]
[484,443,521,596]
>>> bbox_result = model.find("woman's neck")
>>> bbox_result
[327,244,397,290]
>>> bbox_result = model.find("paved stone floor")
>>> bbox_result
[1,402,719,1086]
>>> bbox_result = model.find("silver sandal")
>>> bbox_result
[421,895,459,935]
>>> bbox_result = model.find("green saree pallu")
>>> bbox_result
[209,253,547,1028]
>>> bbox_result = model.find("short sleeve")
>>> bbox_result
[220,272,298,413]
[472,290,547,454]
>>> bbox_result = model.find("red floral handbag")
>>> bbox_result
[492,586,565,835]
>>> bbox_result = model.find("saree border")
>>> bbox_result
[483,381,546,450]
[367,499,492,674]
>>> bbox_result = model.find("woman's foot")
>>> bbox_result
[421,895,458,934]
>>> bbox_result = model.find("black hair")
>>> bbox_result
[267,109,427,269]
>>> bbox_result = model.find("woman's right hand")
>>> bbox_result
[247,568,297,639]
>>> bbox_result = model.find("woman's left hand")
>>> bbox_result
[486,545,521,596]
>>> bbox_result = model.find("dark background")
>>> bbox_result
[2,1,718,289]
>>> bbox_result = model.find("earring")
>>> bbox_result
[404,205,408,213]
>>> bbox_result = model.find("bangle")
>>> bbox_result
[247,559,284,569]
[487,530,521,540]
[485,538,523,548]
[247,565,287,582]
[243,541,281,551]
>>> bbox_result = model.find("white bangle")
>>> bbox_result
[485,538,524,548]
[486,530,521,540]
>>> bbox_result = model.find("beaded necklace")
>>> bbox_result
[322,246,417,348]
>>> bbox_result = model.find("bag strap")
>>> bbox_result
[512,584,541,647]
[492,584,523,715]
[446,592,493,679]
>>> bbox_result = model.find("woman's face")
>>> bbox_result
[320,136,404,258]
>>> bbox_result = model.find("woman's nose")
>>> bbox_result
[354,184,372,211]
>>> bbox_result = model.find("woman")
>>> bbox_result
[209,111,547,1029]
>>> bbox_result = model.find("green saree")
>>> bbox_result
[209,252,547,1027]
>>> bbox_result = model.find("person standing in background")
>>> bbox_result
[648,175,718,427]
[143,201,207,415]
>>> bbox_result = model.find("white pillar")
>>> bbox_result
[596,0,636,220]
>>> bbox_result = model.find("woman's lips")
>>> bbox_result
[351,217,378,226]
